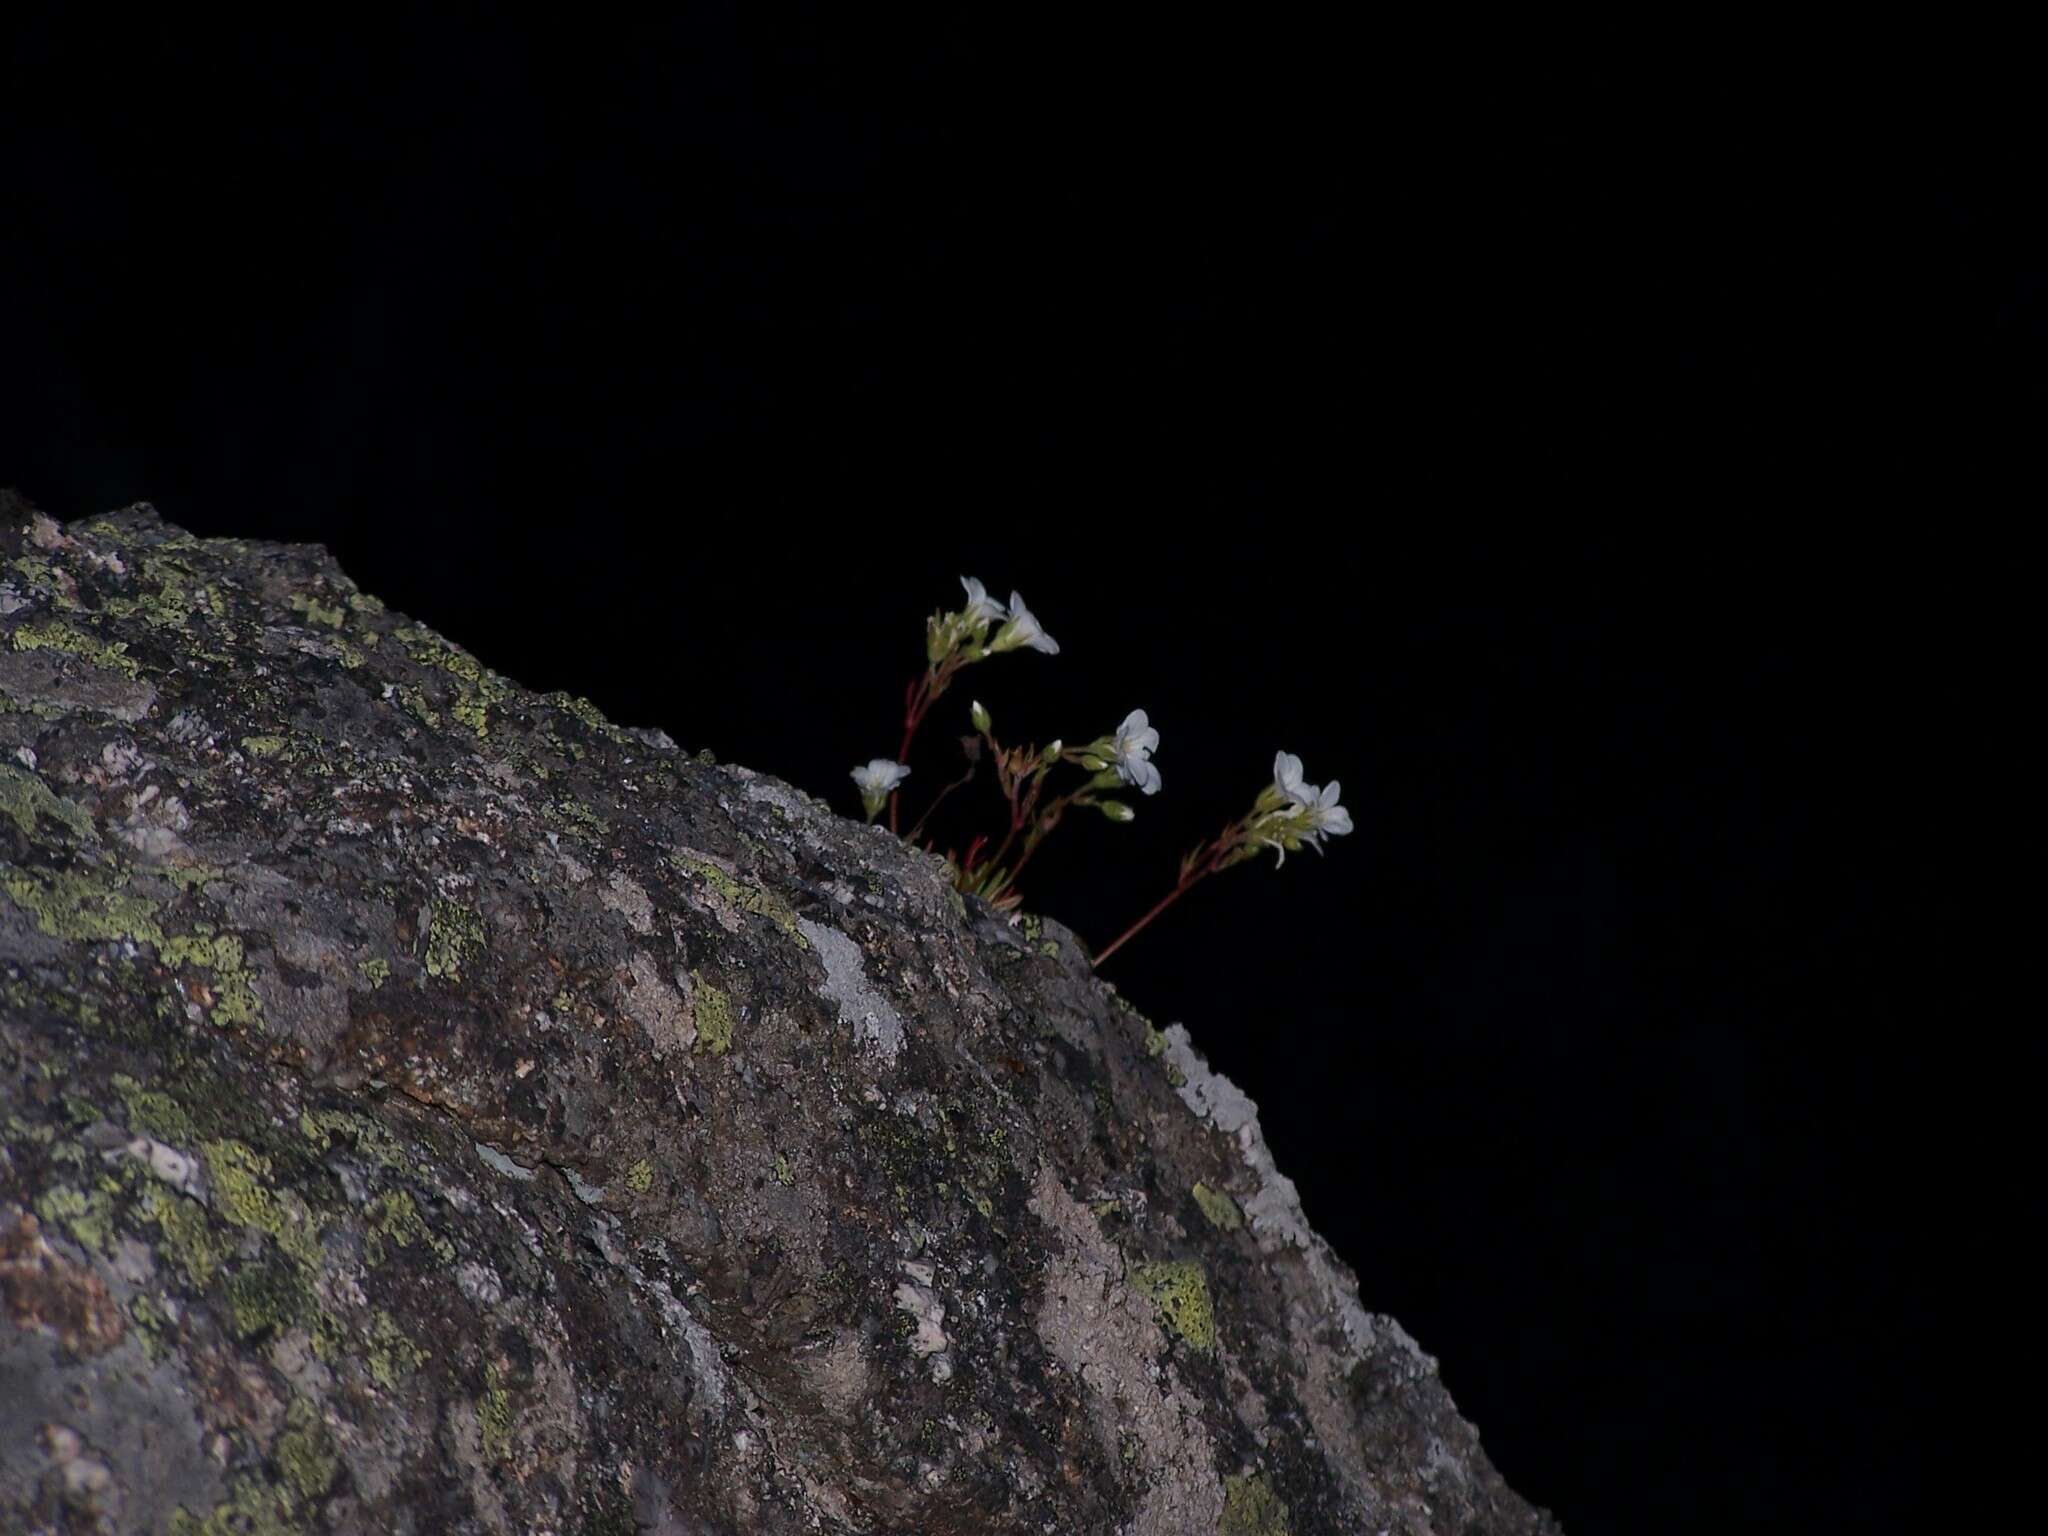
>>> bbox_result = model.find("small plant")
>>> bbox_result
[850,576,1351,963]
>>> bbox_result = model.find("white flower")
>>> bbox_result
[1297,779,1353,851]
[851,759,912,797]
[1107,709,1162,795]
[1273,751,1310,805]
[991,591,1060,655]
[958,576,1005,628]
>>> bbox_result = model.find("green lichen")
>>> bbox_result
[365,1309,430,1386]
[671,854,807,946]
[33,1184,117,1253]
[160,929,264,1027]
[275,1395,339,1505]
[1130,1259,1216,1353]
[0,864,164,944]
[364,1188,456,1266]
[356,955,391,989]
[10,619,140,676]
[141,1184,224,1288]
[204,1139,323,1268]
[0,761,99,843]
[129,1291,171,1358]
[395,685,440,728]
[544,690,627,742]
[223,1256,315,1340]
[287,593,346,628]
[626,1159,655,1194]
[299,1108,414,1173]
[479,1361,516,1463]
[1219,1471,1292,1535]
[112,1074,198,1143]
[773,1152,795,1187]
[240,734,288,758]
[1193,1181,1243,1232]
[423,897,483,980]
[171,1474,305,1536]
[395,624,513,736]
[347,590,384,615]
[548,797,608,837]
[693,971,734,1056]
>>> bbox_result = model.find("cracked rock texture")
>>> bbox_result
[0,493,1556,1535]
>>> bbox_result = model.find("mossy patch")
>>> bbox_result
[0,761,99,843]
[1130,1259,1216,1353]
[34,1183,118,1253]
[287,593,346,629]
[1192,1182,1243,1232]
[365,1309,430,1386]
[693,971,734,1056]
[204,1139,323,1268]
[0,864,164,944]
[423,897,484,980]
[1219,1471,1291,1535]
[141,1184,225,1289]
[364,1188,456,1266]
[113,1073,198,1144]
[275,1394,339,1504]
[671,854,807,946]
[160,928,264,1027]
[10,619,140,677]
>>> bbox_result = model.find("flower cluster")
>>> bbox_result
[851,575,1354,961]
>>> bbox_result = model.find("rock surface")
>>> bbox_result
[0,494,1555,1534]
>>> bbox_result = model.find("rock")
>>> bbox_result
[0,492,1556,1534]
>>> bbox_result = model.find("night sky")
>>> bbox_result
[3,17,2030,1532]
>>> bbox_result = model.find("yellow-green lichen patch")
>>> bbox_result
[203,1139,323,1269]
[159,929,264,1028]
[1130,1259,1216,1354]
[394,685,440,729]
[113,1073,198,1144]
[365,1309,431,1386]
[10,619,141,677]
[1218,1471,1291,1535]
[544,690,628,743]
[1192,1181,1243,1232]
[275,1394,340,1505]
[364,1188,456,1266]
[0,761,99,843]
[140,1184,224,1289]
[479,1360,516,1462]
[671,854,807,947]
[170,1473,305,1536]
[0,864,164,944]
[395,624,514,736]
[34,1183,118,1254]
[772,1152,796,1187]
[299,1108,414,1173]
[287,593,346,629]
[693,971,734,1056]
[625,1159,655,1194]
[239,734,288,759]
[423,897,484,980]
[356,955,391,989]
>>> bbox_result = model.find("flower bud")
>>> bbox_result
[1099,800,1135,823]
[1041,740,1063,766]
[970,699,992,733]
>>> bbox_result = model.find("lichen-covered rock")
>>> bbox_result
[0,493,1556,1534]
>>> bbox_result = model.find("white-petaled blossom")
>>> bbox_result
[851,759,911,822]
[1297,779,1353,851]
[852,759,913,796]
[1272,751,1310,805]
[958,576,1006,628]
[1107,709,1162,795]
[990,591,1060,655]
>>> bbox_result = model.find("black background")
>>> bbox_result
[3,15,2031,1532]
